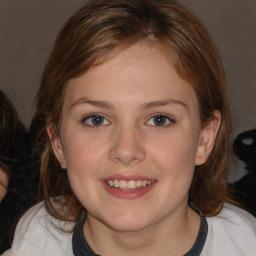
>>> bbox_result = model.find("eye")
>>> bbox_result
[147,114,174,127]
[82,114,110,127]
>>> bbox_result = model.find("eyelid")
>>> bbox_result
[146,113,175,126]
[81,113,111,127]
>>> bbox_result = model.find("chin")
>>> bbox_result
[102,211,153,233]
[109,222,149,233]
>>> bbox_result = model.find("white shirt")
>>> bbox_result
[202,204,256,255]
[3,201,256,256]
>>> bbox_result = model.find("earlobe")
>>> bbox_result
[195,110,221,166]
[47,124,66,169]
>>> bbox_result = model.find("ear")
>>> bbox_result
[47,124,66,169]
[195,110,221,166]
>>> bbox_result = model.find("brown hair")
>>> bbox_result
[31,0,233,223]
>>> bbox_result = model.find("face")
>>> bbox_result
[50,43,219,232]
[0,168,9,202]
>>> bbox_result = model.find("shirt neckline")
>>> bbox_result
[72,212,208,256]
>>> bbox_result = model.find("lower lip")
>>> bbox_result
[102,182,156,199]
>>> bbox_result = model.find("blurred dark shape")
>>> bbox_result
[0,89,40,253]
[232,129,256,216]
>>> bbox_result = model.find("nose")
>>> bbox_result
[109,126,146,166]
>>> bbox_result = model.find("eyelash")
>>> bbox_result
[81,113,175,128]
[146,113,175,127]
[81,114,110,127]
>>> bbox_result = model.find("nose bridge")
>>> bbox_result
[109,123,145,165]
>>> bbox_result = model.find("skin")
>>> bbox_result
[0,168,9,202]
[50,43,220,255]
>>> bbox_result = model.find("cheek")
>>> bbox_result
[150,132,198,179]
[62,133,107,176]
[0,170,9,186]
[0,170,9,202]
[144,134,198,212]
[62,135,106,205]
[154,132,197,159]
[0,188,7,202]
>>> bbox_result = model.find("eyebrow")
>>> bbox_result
[142,99,188,109]
[70,98,113,110]
[70,97,187,110]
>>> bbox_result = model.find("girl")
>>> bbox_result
[4,0,256,255]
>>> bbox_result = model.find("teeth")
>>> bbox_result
[128,180,136,189]
[105,179,154,190]
[114,180,119,188]
[119,180,127,189]
[136,180,142,187]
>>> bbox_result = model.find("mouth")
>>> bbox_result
[105,179,155,190]
[103,177,157,199]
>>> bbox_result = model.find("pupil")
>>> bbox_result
[154,115,166,125]
[92,115,103,126]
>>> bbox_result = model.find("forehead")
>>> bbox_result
[64,43,198,112]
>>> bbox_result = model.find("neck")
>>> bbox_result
[83,206,200,256]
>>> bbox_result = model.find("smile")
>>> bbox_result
[105,180,155,190]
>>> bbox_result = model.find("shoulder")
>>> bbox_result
[207,203,256,232]
[2,201,75,256]
[201,204,256,256]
